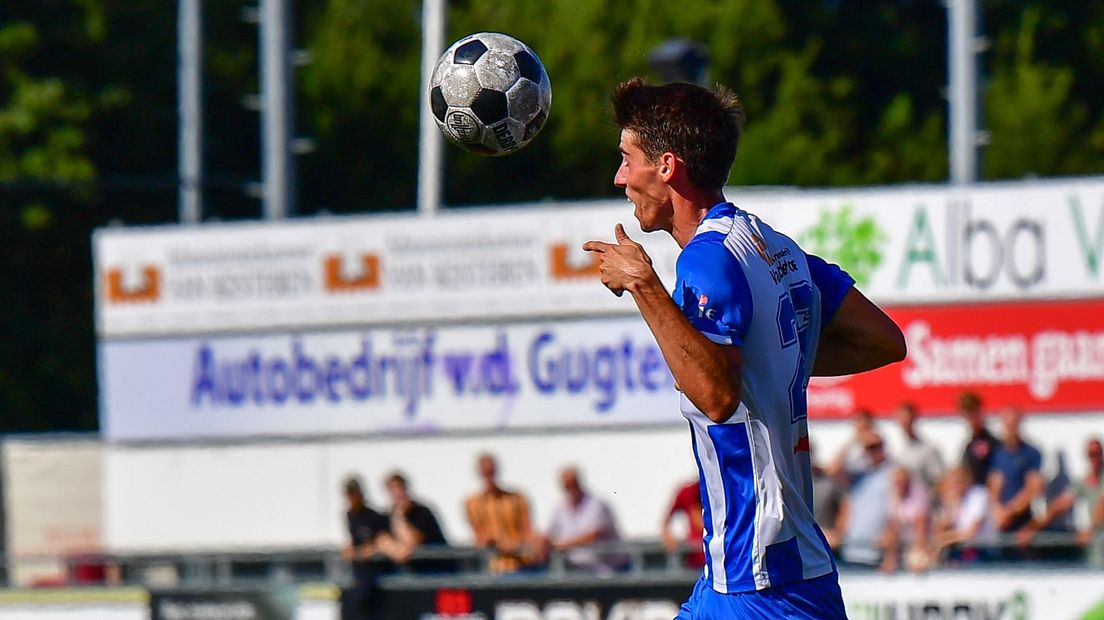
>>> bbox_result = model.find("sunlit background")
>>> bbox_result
[2,1,1104,618]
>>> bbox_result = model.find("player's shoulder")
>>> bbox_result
[676,232,745,293]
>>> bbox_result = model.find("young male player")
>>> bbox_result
[583,79,906,618]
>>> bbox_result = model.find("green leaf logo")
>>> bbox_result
[799,204,886,287]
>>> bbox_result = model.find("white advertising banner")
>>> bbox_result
[840,569,1104,620]
[98,317,677,441]
[94,178,1104,338]
[93,202,681,339]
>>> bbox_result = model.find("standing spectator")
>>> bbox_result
[465,453,537,574]
[543,467,627,574]
[810,442,847,552]
[893,401,945,491]
[838,432,896,568]
[959,391,998,486]
[933,465,996,564]
[340,476,390,620]
[1019,438,1104,565]
[660,479,705,569]
[829,408,876,486]
[988,408,1044,535]
[383,472,452,573]
[883,467,933,573]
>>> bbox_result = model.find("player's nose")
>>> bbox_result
[613,163,627,188]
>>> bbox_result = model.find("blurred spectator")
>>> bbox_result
[958,391,998,486]
[464,453,538,574]
[1019,438,1104,566]
[542,467,627,574]
[893,401,945,491]
[883,467,933,573]
[384,472,452,573]
[340,476,390,620]
[829,408,876,485]
[988,408,1043,535]
[660,479,705,569]
[838,432,896,568]
[810,442,846,552]
[933,465,996,564]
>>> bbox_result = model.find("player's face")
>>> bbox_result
[614,130,673,233]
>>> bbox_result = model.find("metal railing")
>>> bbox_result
[3,532,1097,590]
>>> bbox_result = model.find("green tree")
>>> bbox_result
[984,6,1104,178]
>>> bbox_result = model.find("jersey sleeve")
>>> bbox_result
[805,253,855,327]
[675,235,753,346]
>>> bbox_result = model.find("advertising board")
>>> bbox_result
[808,297,1104,417]
[99,316,678,441]
[94,179,1104,338]
[100,297,1104,440]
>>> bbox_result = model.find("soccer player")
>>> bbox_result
[583,79,906,618]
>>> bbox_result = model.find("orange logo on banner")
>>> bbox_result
[550,243,599,280]
[324,254,381,291]
[105,266,161,303]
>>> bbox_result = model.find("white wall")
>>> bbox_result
[2,438,103,586]
[101,413,1104,552]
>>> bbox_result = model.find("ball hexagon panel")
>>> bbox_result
[473,49,521,93]
[506,78,541,124]
[478,33,525,55]
[437,63,479,107]
[524,110,548,142]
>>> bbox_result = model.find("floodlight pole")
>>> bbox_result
[947,0,982,184]
[178,0,203,223]
[260,0,295,218]
[417,0,447,217]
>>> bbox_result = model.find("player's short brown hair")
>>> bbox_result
[610,78,745,191]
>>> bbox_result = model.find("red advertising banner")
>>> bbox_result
[809,298,1104,418]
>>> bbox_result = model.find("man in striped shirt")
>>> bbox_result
[584,79,906,618]
[465,453,537,573]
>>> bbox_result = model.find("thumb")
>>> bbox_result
[614,223,635,245]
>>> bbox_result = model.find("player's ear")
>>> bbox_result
[658,152,679,181]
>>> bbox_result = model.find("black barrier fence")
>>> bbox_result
[374,574,696,620]
[149,586,298,620]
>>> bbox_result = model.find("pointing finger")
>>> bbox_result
[582,241,609,253]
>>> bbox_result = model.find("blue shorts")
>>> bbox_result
[675,571,847,619]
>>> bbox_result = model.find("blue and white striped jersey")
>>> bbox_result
[674,202,854,593]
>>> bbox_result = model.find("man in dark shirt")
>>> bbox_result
[989,407,1044,533]
[959,392,999,486]
[341,477,389,620]
[384,472,453,573]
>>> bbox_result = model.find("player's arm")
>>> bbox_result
[629,282,743,423]
[584,225,743,423]
[813,288,906,376]
[800,253,904,376]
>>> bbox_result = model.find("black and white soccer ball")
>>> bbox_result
[429,32,552,156]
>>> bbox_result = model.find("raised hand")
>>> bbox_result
[582,224,656,297]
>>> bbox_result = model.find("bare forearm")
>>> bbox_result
[629,278,741,422]
[813,333,901,376]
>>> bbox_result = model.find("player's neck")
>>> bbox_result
[670,188,727,248]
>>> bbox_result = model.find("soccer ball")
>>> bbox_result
[429,32,552,156]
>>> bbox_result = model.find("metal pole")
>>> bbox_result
[261,0,294,219]
[417,0,447,216]
[948,0,978,185]
[178,0,203,223]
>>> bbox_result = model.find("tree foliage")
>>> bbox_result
[1,0,1102,432]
